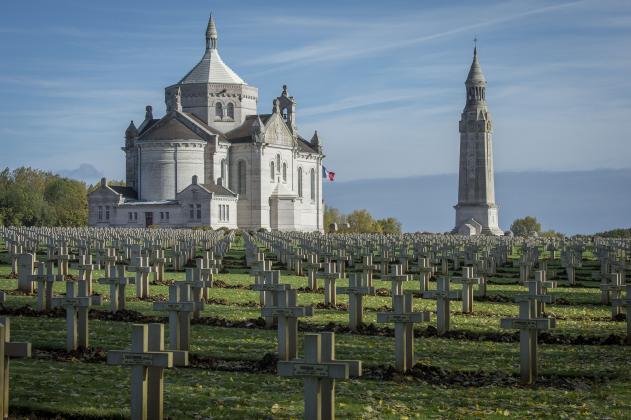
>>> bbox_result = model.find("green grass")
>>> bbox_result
[0,238,630,419]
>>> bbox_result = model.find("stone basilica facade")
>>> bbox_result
[89,15,324,232]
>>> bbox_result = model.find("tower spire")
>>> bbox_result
[206,13,218,50]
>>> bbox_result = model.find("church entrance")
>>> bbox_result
[145,212,153,227]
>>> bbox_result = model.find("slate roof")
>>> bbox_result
[138,117,204,141]
[110,186,138,200]
[200,183,238,197]
[224,114,271,143]
[224,115,320,154]
[179,49,245,85]
[138,119,159,135]
[296,136,319,154]
[183,112,225,139]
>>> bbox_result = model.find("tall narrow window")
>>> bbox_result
[196,204,202,219]
[215,102,223,119]
[282,162,287,182]
[276,154,281,170]
[105,206,110,220]
[227,103,234,119]
[220,159,227,186]
[298,168,303,198]
[310,168,315,200]
[226,205,230,222]
[238,160,246,195]
[270,162,275,182]
[98,206,103,220]
[189,204,194,219]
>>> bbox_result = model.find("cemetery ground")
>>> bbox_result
[1,237,630,419]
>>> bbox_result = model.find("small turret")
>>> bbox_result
[465,47,487,106]
[277,85,297,133]
[175,87,182,112]
[206,13,218,50]
[125,120,138,141]
[310,130,320,147]
[251,115,266,143]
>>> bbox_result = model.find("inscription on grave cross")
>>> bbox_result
[377,293,430,372]
[336,273,375,331]
[422,276,460,335]
[107,324,173,420]
[500,301,556,385]
[277,333,361,420]
[261,288,313,360]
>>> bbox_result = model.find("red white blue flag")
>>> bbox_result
[322,166,335,181]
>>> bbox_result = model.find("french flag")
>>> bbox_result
[322,166,335,182]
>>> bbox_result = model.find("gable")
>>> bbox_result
[177,184,212,201]
[139,115,204,141]
[264,113,294,147]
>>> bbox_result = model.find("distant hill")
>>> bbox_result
[57,163,103,185]
[323,169,631,235]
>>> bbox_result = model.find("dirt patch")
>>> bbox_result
[315,302,348,311]
[476,294,514,303]
[150,279,175,286]
[297,287,325,293]
[363,363,612,390]
[34,347,108,364]
[188,352,279,374]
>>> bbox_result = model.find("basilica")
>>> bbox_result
[88,15,324,231]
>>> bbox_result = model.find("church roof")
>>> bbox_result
[138,115,205,141]
[200,183,237,197]
[182,112,226,139]
[296,136,320,154]
[138,119,159,135]
[466,47,486,84]
[110,186,138,200]
[178,15,245,85]
[224,114,271,143]
[224,114,321,154]
[179,49,245,85]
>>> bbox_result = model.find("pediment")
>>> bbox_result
[263,113,295,147]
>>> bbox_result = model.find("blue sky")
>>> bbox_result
[0,0,630,182]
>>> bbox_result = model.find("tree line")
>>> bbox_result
[324,207,402,234]
[0,167,88,226]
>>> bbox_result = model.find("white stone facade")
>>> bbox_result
[88,15,324,232]
[453,48,503,236]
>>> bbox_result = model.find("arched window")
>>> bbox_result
[227,103,234,119]
[215,102,223,119]
[298,167,303,197]
[282,162,287,182]
[276,154,281,170]
[270,161,275,182]
[238,160,246,195]
[310,168,315,200]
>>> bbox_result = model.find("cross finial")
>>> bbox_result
[473,36,478,56]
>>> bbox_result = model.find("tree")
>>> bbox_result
[377,217,402,235]
[0,166,88,226]
[346,209,381,233]
[324,207,345,230]
[510,216,541,237]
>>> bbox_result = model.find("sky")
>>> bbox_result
[0,0,630,182]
